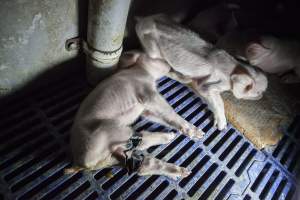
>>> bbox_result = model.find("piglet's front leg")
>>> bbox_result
[191,80,228,131]
[198,91,227,130]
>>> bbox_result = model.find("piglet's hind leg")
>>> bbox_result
[136,131,177,151]
[137,156,191,180]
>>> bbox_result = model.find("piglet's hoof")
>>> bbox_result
[164,132,177,141]
[180,167,192,178]
[181,125,204,139]
[213,115,227,131]
[64,166,84,174]
[190,128,205,139]
[168,167,191,180]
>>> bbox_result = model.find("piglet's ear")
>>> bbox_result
[118,51,141,68]
[246,43,268,60]
[231,74,253,99]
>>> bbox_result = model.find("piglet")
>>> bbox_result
[246,36,300,83]
[217,31,300,83]
[65,51,203,179]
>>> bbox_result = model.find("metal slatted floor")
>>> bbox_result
[0,75,299,200]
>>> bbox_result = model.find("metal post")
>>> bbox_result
[86,0,131,85]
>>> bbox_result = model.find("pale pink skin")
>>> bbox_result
[136,14,268,130]
[217,30,300,84]
[70,52,205,180]
[246,36,300,83]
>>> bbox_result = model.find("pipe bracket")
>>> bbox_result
[65,37,82,51]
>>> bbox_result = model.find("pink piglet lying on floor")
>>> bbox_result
[65,51,204,179]
[135,14,268,131]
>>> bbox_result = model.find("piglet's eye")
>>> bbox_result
[244,83,253,92]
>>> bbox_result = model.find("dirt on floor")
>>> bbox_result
[222,75,300,149]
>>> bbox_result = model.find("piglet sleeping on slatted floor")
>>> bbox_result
[65,51,204,179]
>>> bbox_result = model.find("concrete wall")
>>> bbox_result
[0,0,82,96]
[0,0,203,97]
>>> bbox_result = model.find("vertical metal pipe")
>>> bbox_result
[86,0,131,85]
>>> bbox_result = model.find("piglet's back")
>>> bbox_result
[75,71,140,122]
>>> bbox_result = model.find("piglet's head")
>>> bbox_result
[231,65,268,100]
